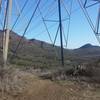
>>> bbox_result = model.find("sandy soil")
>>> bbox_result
[0,69,100,100]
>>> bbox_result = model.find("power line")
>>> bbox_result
[62,0,73,48]
[43,18,69,23]
[0,0,3,28]
[13,0,42,32]
[27,21,58,40]
[44,0,57,18]
[14,0,20,16]
[78,0,100,44]
[53,25,60,46]
[78,0,95,33]
[3,0,9,30]
[38,6,60,60]
[61,0,70,17]
[12,0,42,57]
[38,7,53,44]
[11,0,29,31]
[16,0,54,36]
[84,0,100,8]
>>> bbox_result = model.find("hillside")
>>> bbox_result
[0,31,100,100]
[73,44,100,57]
[0,30,100,68]
[0,31,100,75]
[0,31,100,73]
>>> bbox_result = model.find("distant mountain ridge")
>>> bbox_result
[0,30,100,66]
[79,43,100,49]
[73,43,100,57]
[79,44,94,49]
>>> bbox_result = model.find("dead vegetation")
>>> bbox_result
[0,66,30,99]
[0,65,100,100]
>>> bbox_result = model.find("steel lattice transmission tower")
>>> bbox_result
[78,0,100,43]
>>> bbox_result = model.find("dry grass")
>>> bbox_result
[0,67,100,100]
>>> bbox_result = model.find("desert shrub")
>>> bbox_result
[65,65,93,77]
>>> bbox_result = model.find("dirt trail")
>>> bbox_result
[0,70,100,100]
